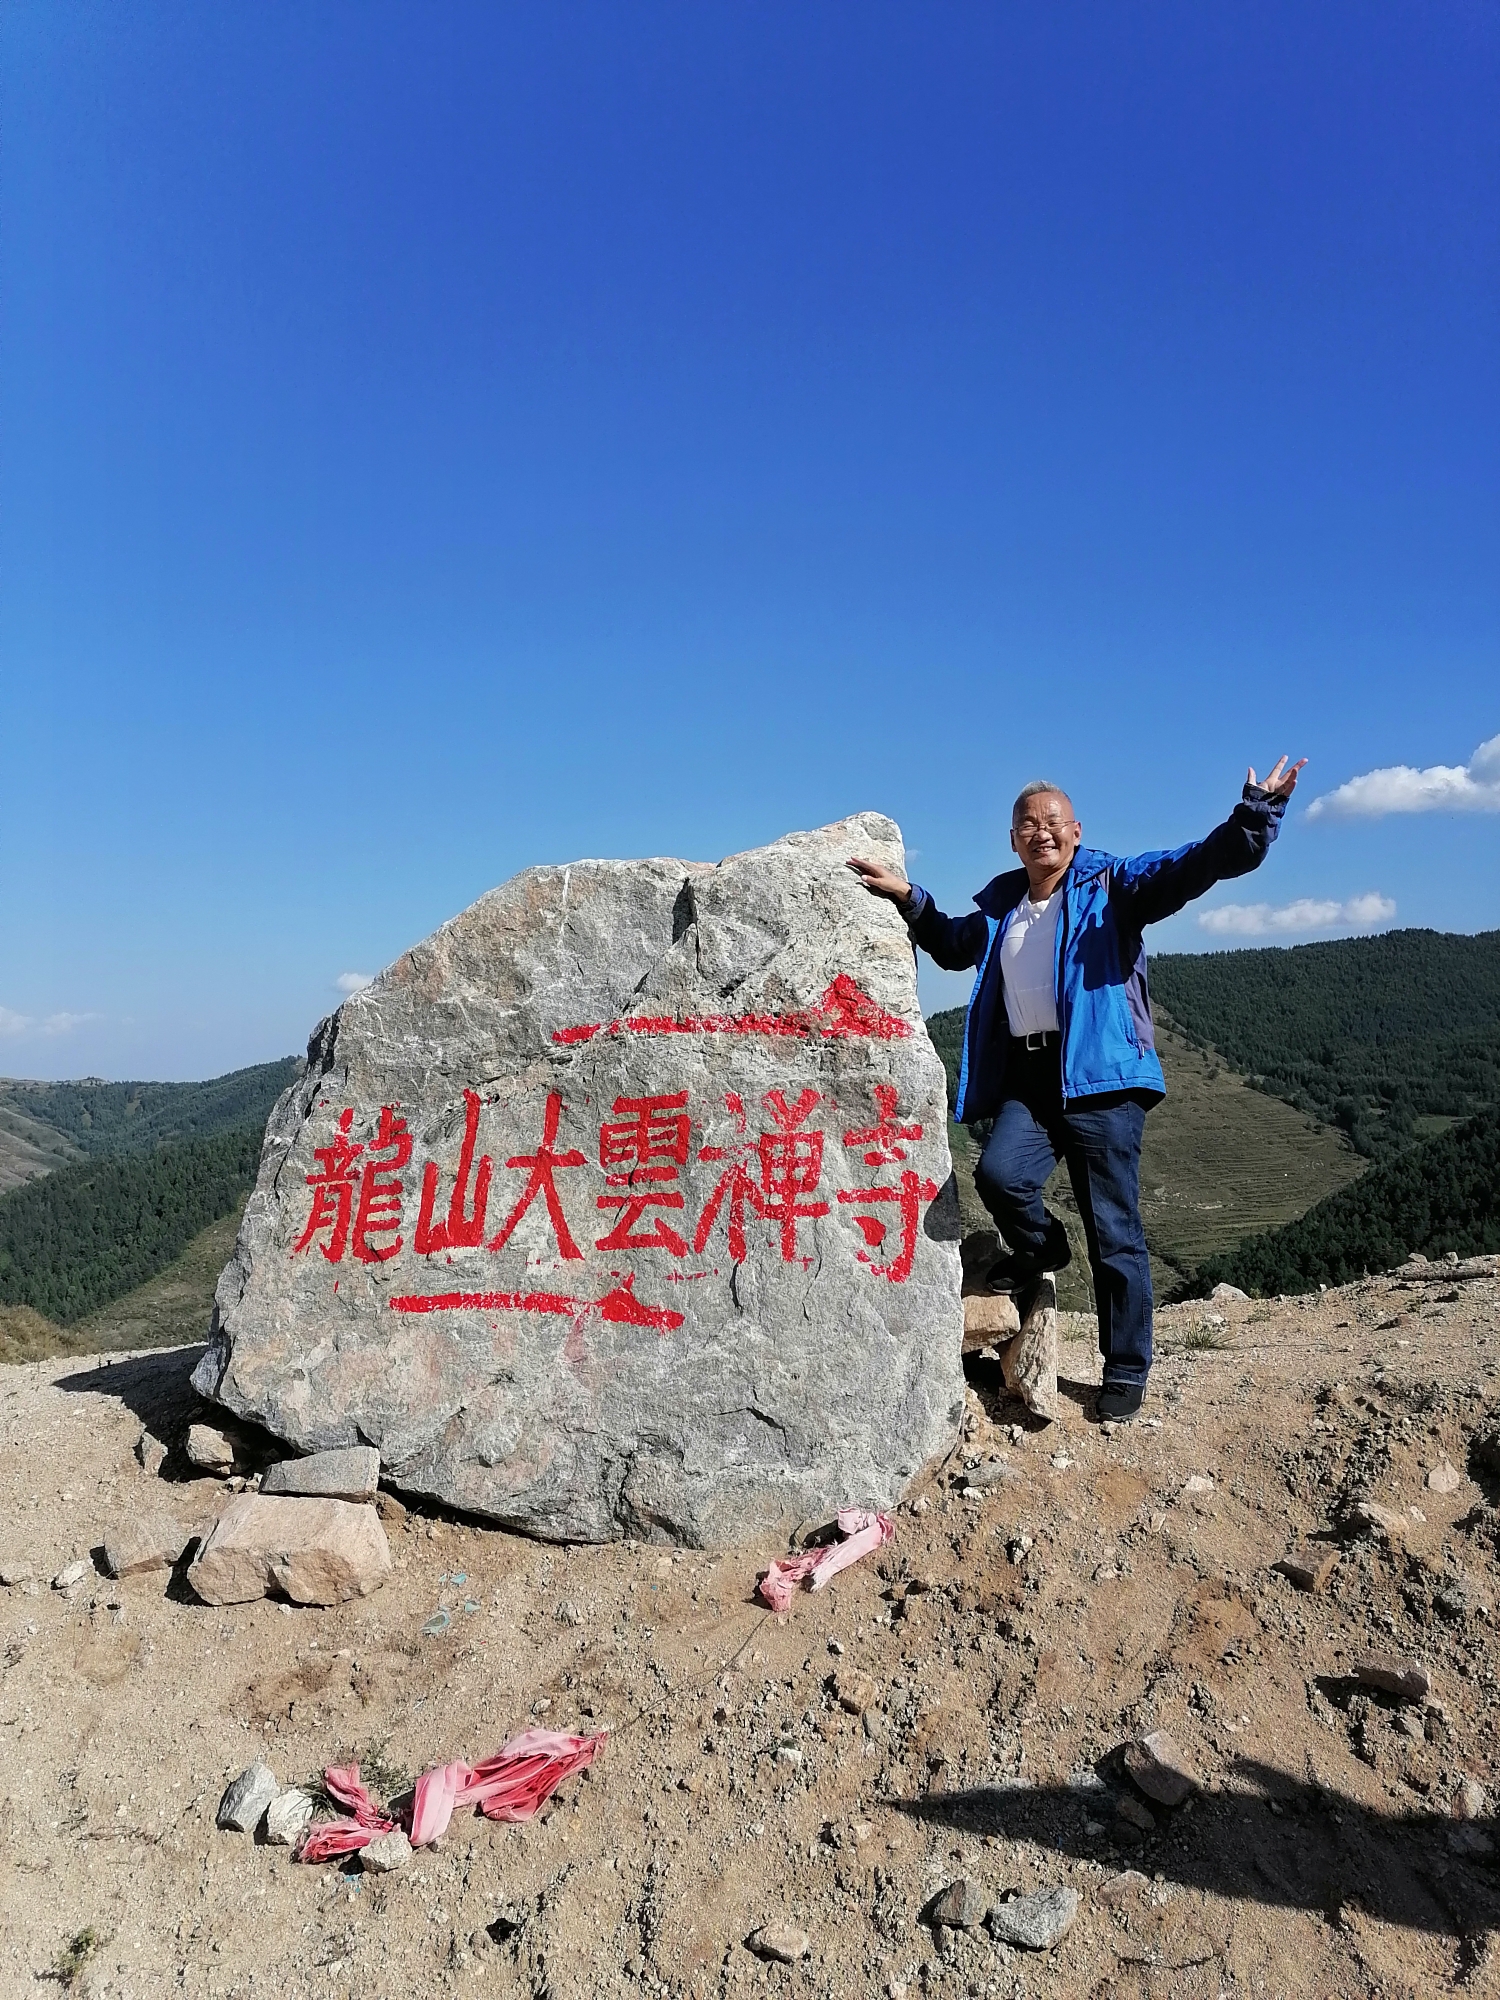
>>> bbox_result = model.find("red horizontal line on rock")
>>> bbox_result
[389,1280,683,1334]
[551,974,911,1048]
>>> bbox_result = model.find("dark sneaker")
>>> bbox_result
[985,1220,1071,1293]
[1097,1382,1146,1422]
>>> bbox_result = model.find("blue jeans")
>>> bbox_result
[974,1055,1154,1390]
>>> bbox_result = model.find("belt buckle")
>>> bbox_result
[1024,1031,1048,1052]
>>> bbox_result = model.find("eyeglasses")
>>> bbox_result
[1013,814,1072,836]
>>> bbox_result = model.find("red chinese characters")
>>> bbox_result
[595,1091,691,1253]
[415,1089,492,1253]
[292,1104,413,1264]
[486,1091,588,1261]
[837,1087,938,1283]
[293,1075,940,1296]
[693,1089,831,1266]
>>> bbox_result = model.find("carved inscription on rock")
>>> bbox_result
[194,815,964,1544]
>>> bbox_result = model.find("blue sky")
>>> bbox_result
[2,2,1496,1079]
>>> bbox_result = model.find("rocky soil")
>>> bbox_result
[4,1259,1500,2000]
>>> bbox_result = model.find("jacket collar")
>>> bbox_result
[974,847,1113,917]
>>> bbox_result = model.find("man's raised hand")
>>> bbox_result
[1247,755,1308,800]
[846,857,913,906]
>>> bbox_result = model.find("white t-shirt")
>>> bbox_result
[999,891,1061,1037]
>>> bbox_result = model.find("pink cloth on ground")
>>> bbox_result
[408,1729,606,1846]
[756,1507,895,1613]
[296,1761,396,1862]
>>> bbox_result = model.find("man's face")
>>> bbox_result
[1010,791,1081,875]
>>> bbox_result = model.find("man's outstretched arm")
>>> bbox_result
[846,857,990,972]
[1111,754,1307,928]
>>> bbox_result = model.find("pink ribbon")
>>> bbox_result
[408,1729,606,1847]
[756,1507,895,1613]
[296,1762,395,1863]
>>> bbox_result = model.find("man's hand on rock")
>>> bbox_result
[846,857,914,909]
[1247,754,1307,800]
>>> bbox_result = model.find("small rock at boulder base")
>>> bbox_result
[1124,1730,1198,1807]
[135,1430,167,1477]
[1098,1870,1149,1907]
[961,1293,1021,1353]
[1428,1459,1463,1495]
[264,1788,316,1846]
[217,1762,278,1833]
[103,1513,193,1579]
[834,1670,878,1716]
[1182,1473,1215,1497]
[1354,1655,1431,1702]
[746,1926,811,1964]
[51,1559,90,1592]
[187,1495,392,1606]
[1116,1793,1156,1832]
[187,1424,236,1474]
[985,1885,1080,1951]
[1210,1282,1249,1303]
[360,1827,412,1873]
[1001,1274,1058,1421]
[967,1456,1020,1490]
[1275,1548,1339,1593]
[260,1445,381,1502]
[930,1878,988,1930]
[1453,1774,1488,1821]
[191,815,964,1546]
[1346,1499,1406,1543]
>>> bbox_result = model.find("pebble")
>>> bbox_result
[968,1457,1021,1490]
[360,1827,413,1872]
[0,1562,34,1587]
[103,1512,193,1579]
[1275,1549,1339,1593]
[1210,1283,1248,1303]
[930,1877,988,1930]
[1123,1730,1198,1807]
[1353,1656,1431,1702]
[52,1559,90,1592]
[1098,1869,1149,1906]
[264,1788,316,1846]
[1428,1459,1462,1495]
[834,1671,877,1716]
[1116,1794,1156,1832]
[986,1885,1080,1951]
[1346,1500,1406,1542]
[746,1924,811,1963]
[1182,1474,1215,1498]
[217,1761,279,1833]
[135,1430,167,1477]
[1448,1824,1495,1859]
[187,1424,237,1475]
[1453,1775,1488,1821]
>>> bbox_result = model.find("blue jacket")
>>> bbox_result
[906,786,1287,1120]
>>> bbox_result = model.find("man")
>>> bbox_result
[848,756,1305,1421]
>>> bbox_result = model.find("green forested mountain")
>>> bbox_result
[1196,1105,1500,1295]
[0,1057,298,1333]
[1149,929,1500,1157]
[0,1058,299,1160]
[0,1123,264,1325]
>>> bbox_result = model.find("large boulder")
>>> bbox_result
[193,814,964,1544]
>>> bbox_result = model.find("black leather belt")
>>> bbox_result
[1011,1031,1061,1052]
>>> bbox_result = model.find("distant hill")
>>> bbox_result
[0,1058,299,1167]
[926,1003,1364,1294]
[0,1057,298,1334]
[1149,929,1500,1157]
[0,1124,264,1326]
[1195,1104,1500,1295]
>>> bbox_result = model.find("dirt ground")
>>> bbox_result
[4,1263,1500,2000]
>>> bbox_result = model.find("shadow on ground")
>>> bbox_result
[885,1757,1500,1940]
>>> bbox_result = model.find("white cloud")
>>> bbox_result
[1197,892,1396,939]
[1306,732,1500,820]
[40,1011,98,1035]
[0,1007,97,1037]
[336,971,374,996]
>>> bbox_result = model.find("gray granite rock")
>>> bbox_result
[193,816,964,1545]
[187,1494,391,1606]
[261,1445,380,1501]
[360,1827,412,1873]
[264,1787,316,1846]
[217,1762,277,1833]
[985,1885,1079,1951]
